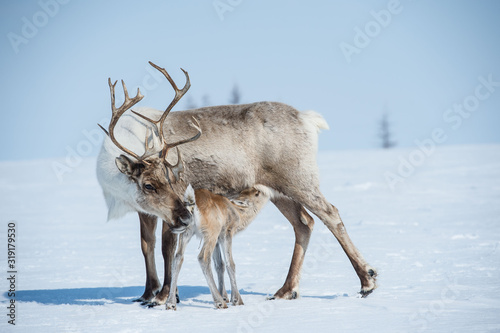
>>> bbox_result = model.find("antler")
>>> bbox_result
[99,63,201,179]
[131,61,201,161]
[98,78,158,163]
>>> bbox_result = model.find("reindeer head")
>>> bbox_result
[99,62,201,226]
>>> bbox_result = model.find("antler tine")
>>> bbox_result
[149,61,191,124]
[98,77,145,162]
[135,63,190,127]
[130,62,194,162]
[165,117,202,150]
[119,80,144,112]
[140,125,161,160]
[168,147,185,182]
[109,78,118,113]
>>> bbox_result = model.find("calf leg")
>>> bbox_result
[271,197,315,300]
[213,242,229,302]
[198,239,228,309]
[135,212,161,302]
[166,230,193,310]
[220,235,244,305]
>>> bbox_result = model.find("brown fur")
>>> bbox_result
[98,97,377,305]
[165,186,269,309]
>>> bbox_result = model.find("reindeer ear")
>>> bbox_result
[115,155,135,176]
[184,184,196,204]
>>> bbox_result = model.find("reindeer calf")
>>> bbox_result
[166,184,270,310]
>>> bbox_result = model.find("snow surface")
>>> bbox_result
[1,144,500,332]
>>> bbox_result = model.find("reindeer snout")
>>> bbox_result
[170,213,191,234]
[169,200,193,234]
[178,212,191,227]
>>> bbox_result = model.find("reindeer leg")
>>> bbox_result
[270,197,314,300]
[198,240,228,309]
[284,181,377,297]
[147,220,179,306]
[213,242,229,302]
[305,197,377,296]
[134,212,161,303]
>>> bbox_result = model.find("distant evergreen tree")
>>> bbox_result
[378,112,396,149]
[229,84,241,104]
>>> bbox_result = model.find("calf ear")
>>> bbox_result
[230,199,250,208]
[115,155,135,177]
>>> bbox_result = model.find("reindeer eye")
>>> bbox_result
[144,184,156,191]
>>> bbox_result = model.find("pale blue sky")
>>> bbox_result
[1,0,499,160]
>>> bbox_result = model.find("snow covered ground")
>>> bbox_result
[1,144,499,332]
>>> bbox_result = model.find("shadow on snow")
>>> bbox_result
[3,286,271,306]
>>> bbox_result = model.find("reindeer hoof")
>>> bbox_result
[134,295,153,303]
[268,289,298,300]
[359,289,374,298]
[134,288,160,303]
[166,303,177,311]
[232,298,244,306]
[215,301,228,309]
[176,293,180,304]
[147,301,160,308]
[359,268,378,298]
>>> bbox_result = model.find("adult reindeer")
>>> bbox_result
[96,62,377,306]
